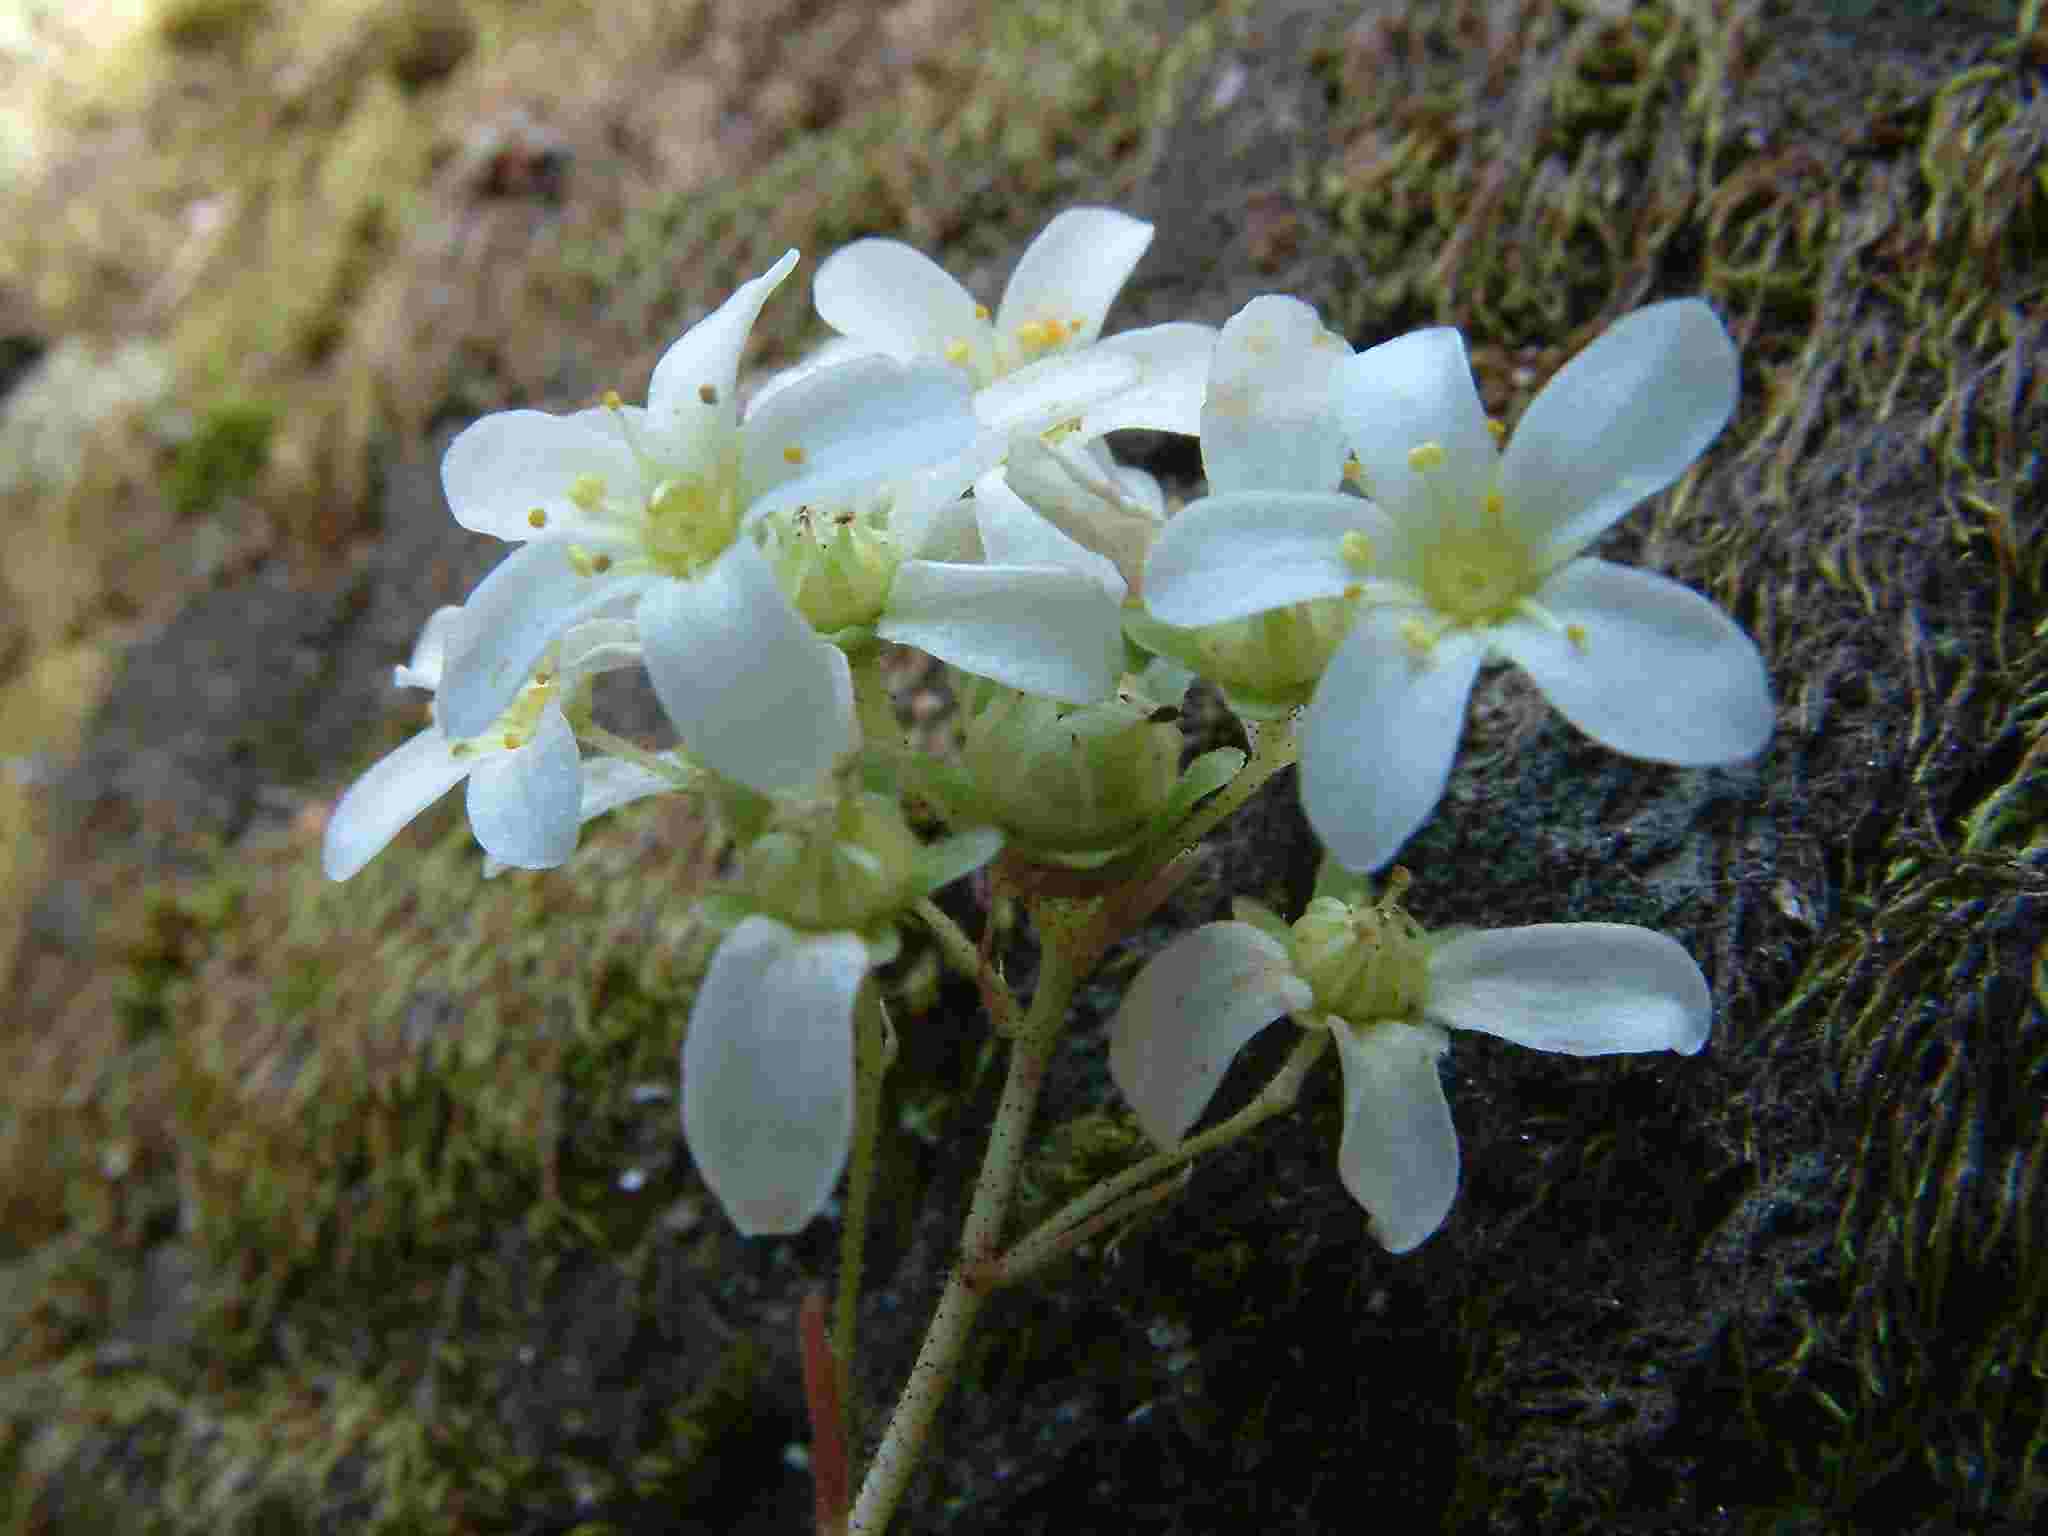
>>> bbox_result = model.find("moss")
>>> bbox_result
[165,401,276,518]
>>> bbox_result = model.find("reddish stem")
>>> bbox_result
[801,1288,850,1535]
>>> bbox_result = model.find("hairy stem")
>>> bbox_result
[833,986,892,1428]
[847,925,1082,1533]
[994,1030,1330,1287]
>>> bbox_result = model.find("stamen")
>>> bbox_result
[601,390,624,411]
[1342,455,1365,486]
[1015,318,1063,351]
[698,383,719,405]
[567,546,599,577]
[1486,417,1507,444]
[783,444,807,465]
[1343,582,1364,601]
[591,552,613,573]
[528,507,548,529]
[569,474,607,513]
[502,732,525,751]
[1483,489,1505,523]
[450,742,473,759]
[1340,530,1375,570]
[1399,617,1440,657]
[1565,623,1590,652]
[973,304,990,321]
[942,339,971,365]
[1407,440,1446,472]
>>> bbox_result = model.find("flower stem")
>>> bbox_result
[1165,713,1298,854]
[846,924,1082,1533]
[993,1030,1329,1287]
[912,896,1017,1033]
[833,985,891,1428]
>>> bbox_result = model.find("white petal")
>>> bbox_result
[996,208,1153,346]
[436,543,655,739]
[464,706,581,870]
[1300,611,1487,873]
[322,727,470,881]
[1502,299,1738,560]
[973,348,1140,437]
[740,356,977,520]
[881,560,1124,704]
[1426,924,1712,1056]
[1497,558,1773,765]
[813,238,994,377]
[1201,296,1354,495]
[395,605,467,692]
[1107,922,1313,1145]
[440,410,648,542]
[555,618,643,680]
[972,472,1125,599]
[646,250,800,466]
[998,435,1161,592]
[1142,492,1373,627]
[1078,322,1218,438]
[884,444,993,560]
[574,753,688,822]
[637,542,854,794]
[1335,327,1500,526]
[1332,1020,1458,1253]
[746,334,883,416]
[682,917,868,1236]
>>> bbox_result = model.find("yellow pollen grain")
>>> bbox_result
[602,389,624,411]
[1483,489,1505,519]
[1566,623,1589,652]
[698,383,719,405]
[1486,417,1507,443]
[783,444,806,465]
[450,742,473,759]
[943,338,971,365]
[1343,455,1365,485]
[569,474,606,511]
[974,304,990,321]
[1015,318,1062,350]
[532,670,554,687]
[1343,582,1364,600]
[528,507,548,529]
[592,553,613,573]
[1407,441,1446,472]
[502,732,525,751]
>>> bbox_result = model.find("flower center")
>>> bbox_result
[642,471,740,578]
[1402,442,1537,627]
[1287,872,1430,1025]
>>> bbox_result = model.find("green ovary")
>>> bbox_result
[642,472,741,577]
[741,794,924,934]
[1417,530,1536,626]
[1288,893,1430,1026]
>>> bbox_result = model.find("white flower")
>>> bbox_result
[322,607,638,881]
[1144,298,1773,871]
[682,798,1002,1236]
[1108,898,1711,1253]
[997,432,1166,596]
[433,251,979,796]
[813,207,1217,441]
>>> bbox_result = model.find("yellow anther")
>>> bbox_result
[698,383,719,405]
[1066,317,1084,336]
[1340,530,1375,570]
[1399,618,1439,657]
[567,547,598,577]
[527,507,548,529]
[1015,318,1063,351]
[1483,489,1505,519]
[1407,441,1447,473]
[531,669,554,687]
[1343,455,1365,485]
[450,742,473,759]
[973,304,990,321]
[1486,417,1507,443]
[942,338,972,365]
[502,732,525,751]
[602,390,624,411]
[1343,582,1364,600]
[569,474,606,512]
[1565,623,1589,652]
[591,552,613,573]
[783,444,806,465]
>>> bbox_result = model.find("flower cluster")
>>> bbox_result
[324,207,1771,1247]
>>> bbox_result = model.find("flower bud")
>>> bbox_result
[957,683,1181,858]
[1287,876,1430,1025]
[739,792,926,934]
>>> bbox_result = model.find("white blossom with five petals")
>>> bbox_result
[433,251,979,796]
[1144,298,1773,871]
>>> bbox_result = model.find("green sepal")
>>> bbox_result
[913,826,1004,895]
[1230,897,1292,944]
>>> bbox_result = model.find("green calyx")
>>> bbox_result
[1125,595,1358,719]
[1286,869,1430,1026]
